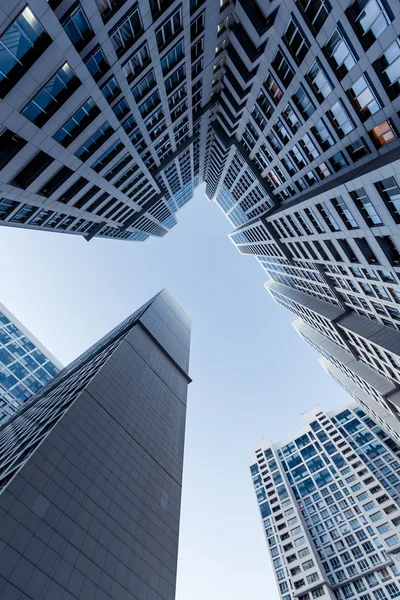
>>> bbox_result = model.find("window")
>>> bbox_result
[191,12,204,40]
[376,235,400,265]
[350,188,383,227]
[190,0,205,14]
[101,77,121,103]
[375,177,400,223]
[9,203,38,224]
[283,18,310,65]
[57,176,88,204]
[294,536,306,547]
[252,106,267,130]
[292,85,315,120]
[75,123,114,161]
[346,138,370,162]
[386,583,400,598]
[165,65,185,95]
[282,104,301,133]
[191,38,204,62]
[290,145,307,169]
[346,0,391,51]
[91,140,124,173]
[168,84,186,109]
[145,108,164,132]
[385,534,400,547]
[264,73,283,105]
[0,6,51,99]
[192,58,203,79]
[0,129,27,170]
[139,90,161,117]
[37,166,74,198]
[155,8,182,52]
[369,120,398,148]
[113,98,129,121]
[272,49,294,88]
[149,0,175,20]
[132,70,156,101]
[53,98,100,147]
[122,45,150,84]
[316,162,330,179]
[104,153,132,181]
[324,27,356,80]
[304,207,325,233]
[0,198,19,220]
[110,8,143,57]
[374,38,400,100]
[95,0,127,23]
[22,63,80,126]
[331,196,359,229]
[274,119,291,144]
[296,0,330,34]
[161,40,184,75]
[282,156,297,177]
[316,203,339,231]
[85,48,109,82]
[299,133,319,161]
[311,119,335,150]
[307,60,332,103]
[267,131,283,154]
[61,4,93,52]
[257,90,274,120]
[9,151,54,189]
[326,101,354,138]
[347,75,381,121]
[329,151,348,172]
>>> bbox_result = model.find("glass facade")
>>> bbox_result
[0,304,60,422]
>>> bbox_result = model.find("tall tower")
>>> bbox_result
[0,301,62,423]
[204,0,400,434]
[250,404,400,600]
[0,289,191,600]
[0,0,222,241]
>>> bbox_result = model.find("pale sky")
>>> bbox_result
[0,185,349,600]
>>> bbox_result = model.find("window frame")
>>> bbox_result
[0,7,51,99]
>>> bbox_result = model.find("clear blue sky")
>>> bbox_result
[0,185,349,600]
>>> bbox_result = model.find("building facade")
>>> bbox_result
[0,0,225,241]
[250,404,400,600]
[201,0,400,433]
[0,302,61,423]
[0,289,191,599]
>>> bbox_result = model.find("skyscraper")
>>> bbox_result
[0,301,61,423]
[205,0,400,431]
[0,0,221,241]
[250,404,400,600]
[0,289,191,600]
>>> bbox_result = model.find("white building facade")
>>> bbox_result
[250,405,400,600]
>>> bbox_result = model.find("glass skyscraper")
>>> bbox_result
[0,289,191,599]
[250,405,400,600]
[0,302,61,423]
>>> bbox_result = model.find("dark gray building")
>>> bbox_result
[0,289,191,600]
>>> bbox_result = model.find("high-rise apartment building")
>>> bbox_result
[0,289,191,600]
[0,0,224,241]
[250,404,400,600]
[204,0,400,433]
[0,301,61,423]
